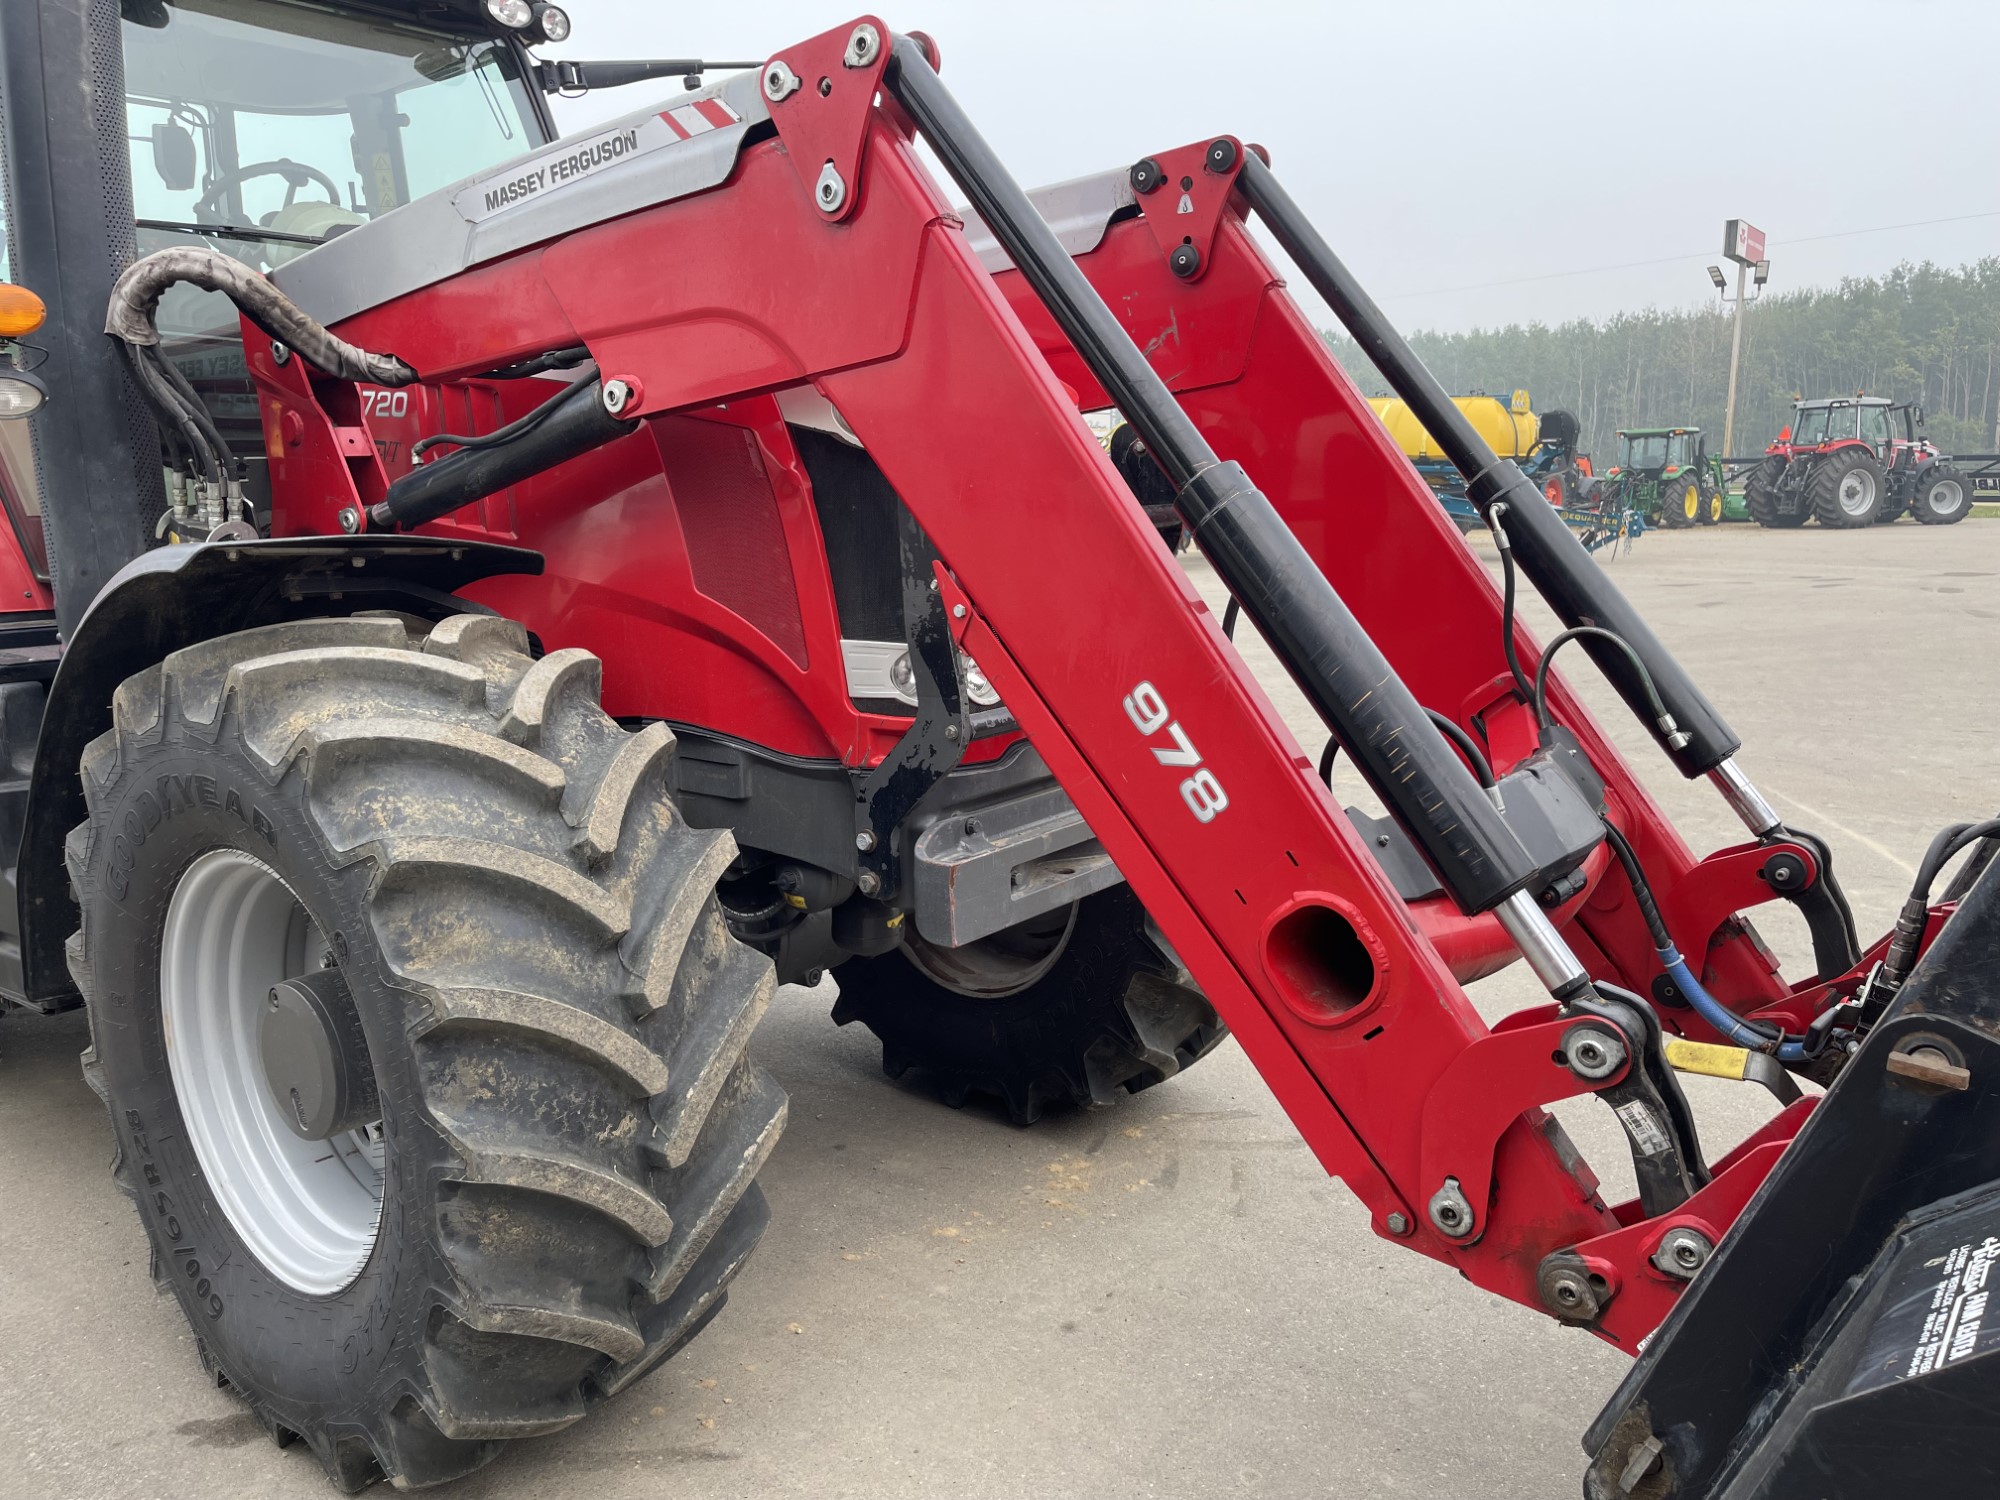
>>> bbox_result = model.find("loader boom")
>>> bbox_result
[229,19,1860,1347]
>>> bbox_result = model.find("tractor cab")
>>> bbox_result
[0,0,564,634]
[1781,396,1893,459]
[118,0,559,487]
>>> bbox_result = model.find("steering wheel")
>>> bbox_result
[192,158,342,224]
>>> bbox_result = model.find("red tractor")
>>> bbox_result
[1746,395,1972,528]
[0,3,1994,1495]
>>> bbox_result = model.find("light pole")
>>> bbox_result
[1709,220,1770,457]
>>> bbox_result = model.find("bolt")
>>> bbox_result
[1651,1225,1713,1280]
[1385,1212,1410,1236]
[762,60,801,100]
[963,818,980,836]
[815,161,847,212]
[270,340,291,365]
[337,506,361,534]
[842,23,880,68]
[1617,1435,1665,1495]
[951,603,967,618]
[855,830,877,852]
[602,379,633,415]
[1428,1177,1474,1239]
[944,723,961,740]
[1562,1022,1628,1082]
[856,870,881,896]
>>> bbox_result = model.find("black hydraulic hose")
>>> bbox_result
[1318,736,1338,788]
[412,365,595,460]
[1235,153,1738,779]
[1491,508,1537,707]
[476,344,591,380]
[1874,817,2000,1006]
[369,375,636,530]
[1599,819,1675,953]
[151,345,242,480]
[125,343,222,485]
[107,246,416,386]
[886,36,1537,917]
[1532,627,1676,743]
[1426,709,1494,787]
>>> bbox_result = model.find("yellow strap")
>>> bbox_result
[1663,1036,1752,1082]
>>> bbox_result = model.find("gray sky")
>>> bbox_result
[543,1,1999,335]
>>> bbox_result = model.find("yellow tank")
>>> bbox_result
[1368,388,1539,460]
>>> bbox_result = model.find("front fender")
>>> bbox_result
[18,536,541,1010]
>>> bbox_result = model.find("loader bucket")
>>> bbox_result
[1584,857,2000,1498]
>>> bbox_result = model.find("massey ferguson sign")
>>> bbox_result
[1723,219,1767,266]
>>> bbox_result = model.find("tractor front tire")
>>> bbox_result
[69,616,785,1490]
[1699,485,1724,526]
[1811,449,1888,528]
[1660,478,1700,529]
[1746,461,1808,529]
[831,885,1225,1124]
[1911,466,1972,525]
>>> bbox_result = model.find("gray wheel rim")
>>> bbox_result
[161,849,384,1295]
[1837,467,1877,516]
[900,903,1078,999]
[1929,478,1965,516]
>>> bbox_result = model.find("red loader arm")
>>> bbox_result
[248,18,1898,1355]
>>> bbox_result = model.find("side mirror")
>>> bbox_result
[151,123,197,191]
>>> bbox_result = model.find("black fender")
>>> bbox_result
[17,536,541,1011]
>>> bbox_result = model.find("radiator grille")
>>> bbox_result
[654,417,807,667]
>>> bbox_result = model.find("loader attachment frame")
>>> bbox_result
[252,17,1916,1354]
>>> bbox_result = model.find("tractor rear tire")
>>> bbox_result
[68,615,784,1491]
[1746,460,1809,528]
[1911,466,1972,525]
[1811,449,1888,528]
[831,885,1225,1124]
[1660,477,1700,529]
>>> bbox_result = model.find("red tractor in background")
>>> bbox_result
[1745,394,1972,528]
[0,4,1996,1497]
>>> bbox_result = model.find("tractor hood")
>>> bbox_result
[270,68,768,329]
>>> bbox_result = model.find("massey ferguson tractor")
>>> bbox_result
[1745,395,1972,528]
[1,3,1997,1496]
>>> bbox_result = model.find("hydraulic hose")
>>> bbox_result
[1600,819,1804,1060]
[106,246,417,386]
[369,375,635,530]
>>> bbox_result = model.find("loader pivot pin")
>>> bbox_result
[1130,157,1164,195]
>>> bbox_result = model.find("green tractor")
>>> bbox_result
[1600,427,1736,529]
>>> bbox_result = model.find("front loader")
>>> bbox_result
[1,3,1996,1494]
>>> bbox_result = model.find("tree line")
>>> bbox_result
[1324,258,2000,462]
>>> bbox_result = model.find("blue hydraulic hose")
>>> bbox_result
[1658,944,1807,1062]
